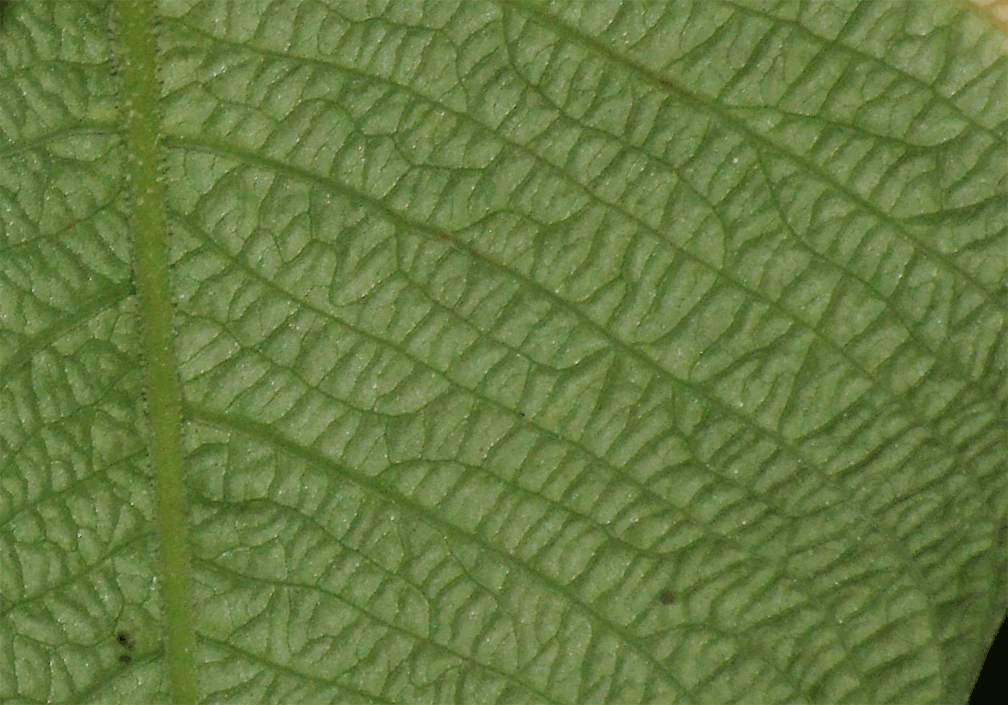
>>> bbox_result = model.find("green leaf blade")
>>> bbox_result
[1,1,1004,703]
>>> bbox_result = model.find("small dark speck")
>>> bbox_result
[119,654,133,665]
[116,631,133,649]
[660,590,674,605]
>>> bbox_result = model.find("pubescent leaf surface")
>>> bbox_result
[1,1,1005,703]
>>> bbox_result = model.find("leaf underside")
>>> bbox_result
[1,1,1005,703]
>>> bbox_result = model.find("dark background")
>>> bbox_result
[970,616,1004,704]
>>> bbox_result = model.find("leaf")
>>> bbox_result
[1,1,1005,703]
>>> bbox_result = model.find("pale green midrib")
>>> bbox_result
[111,2,197,703]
